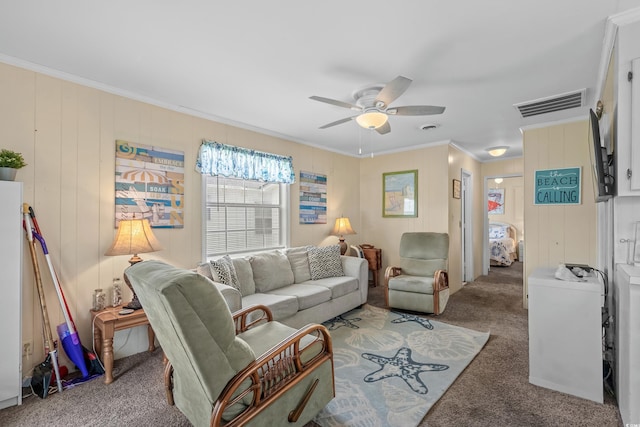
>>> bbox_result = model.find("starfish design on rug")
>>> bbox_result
[324,314,362,330]
[362,347,448,394]
[391,311,434,330]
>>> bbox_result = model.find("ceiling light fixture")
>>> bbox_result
[486,146,509,157]
[494,178,504,184]
[355,111,388,130]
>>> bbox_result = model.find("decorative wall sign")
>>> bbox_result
[488,188,505,215]
[114,140,185,228]
[453,179,461,199]
[534,167,581,205]
[383,170,418,218]
[299,171,327,224]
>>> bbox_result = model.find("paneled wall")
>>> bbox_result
[0,61,360,369]
[523,120,597,301]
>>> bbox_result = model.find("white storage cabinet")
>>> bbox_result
[528,267,604,403]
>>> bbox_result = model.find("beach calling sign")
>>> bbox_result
[534,167,581,205]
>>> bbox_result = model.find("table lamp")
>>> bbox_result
[105,218,163,309]
[331,217,356,255]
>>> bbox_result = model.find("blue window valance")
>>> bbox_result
[195,140,295,184]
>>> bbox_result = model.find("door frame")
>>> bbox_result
[461,169,474,283]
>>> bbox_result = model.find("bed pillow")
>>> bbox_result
[308,245,344,280]
[489,226,507,239]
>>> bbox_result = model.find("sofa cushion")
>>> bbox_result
[310,276,359,299]
[250,251,294,292]
[285,246,312,283]
[308,245,344,280]
[269,284,332,310]
[231,257,255,296]
[242,293,299,321]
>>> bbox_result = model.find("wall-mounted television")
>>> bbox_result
[588,108,614,202]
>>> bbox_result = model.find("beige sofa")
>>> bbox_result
[197,245,369,329]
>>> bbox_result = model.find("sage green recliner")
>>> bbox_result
[384,232,450,315]
[124,260,334,427]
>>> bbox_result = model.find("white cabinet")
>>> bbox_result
[0,181,22,409]
[614,264,640,425]
[528,267,604,403]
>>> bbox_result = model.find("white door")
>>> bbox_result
[461,170,473,282]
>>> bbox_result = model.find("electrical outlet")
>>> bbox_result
[22,340,33,357]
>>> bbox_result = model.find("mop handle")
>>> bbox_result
[23,204,56,356]
[32,231,75,335]
[28,205,78,331]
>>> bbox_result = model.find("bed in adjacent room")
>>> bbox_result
[489,221,518,266]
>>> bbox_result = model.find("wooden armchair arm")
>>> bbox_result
[434,269,449,291]
[232,304,274,334]
[211,323,333,427]
[432,269,449,315]
[384,266,402,307]
[384,266,402,285]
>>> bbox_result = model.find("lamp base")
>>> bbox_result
[338,238,348,255]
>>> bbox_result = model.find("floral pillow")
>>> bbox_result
[489,226,507,240]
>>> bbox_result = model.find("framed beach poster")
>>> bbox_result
[383,170,418,218]
[488,188,505,215]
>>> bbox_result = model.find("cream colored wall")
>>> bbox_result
[523,120,597,301]
[0,62,360,371]
[358,144,472,293]
[448,145,484,287]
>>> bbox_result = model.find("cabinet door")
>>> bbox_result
[631,58,640,190]
[0,182,22,409]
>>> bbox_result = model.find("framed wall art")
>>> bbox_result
[453,179,461,199]
[383,169,418,218]
[114,140,185,228]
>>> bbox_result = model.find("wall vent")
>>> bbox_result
[514,89,585,118]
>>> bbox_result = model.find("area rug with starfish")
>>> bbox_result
[314,304,490,427]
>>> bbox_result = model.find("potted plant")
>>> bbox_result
[0,149,27,181]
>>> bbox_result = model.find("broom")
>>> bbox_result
[23,204,63,396]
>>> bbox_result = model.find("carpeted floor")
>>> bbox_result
[0,262,623,426]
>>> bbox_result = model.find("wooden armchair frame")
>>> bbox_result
[163,304,334,427]
[384,267,449,315]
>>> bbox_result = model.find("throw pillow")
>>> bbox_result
[209,258,241,292]
[250,250,294,292]
[220,255,240,290]
[285,246,312,283]
[308,245,344,280]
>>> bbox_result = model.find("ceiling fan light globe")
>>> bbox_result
[356,112,388,129]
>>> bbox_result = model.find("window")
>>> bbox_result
[203,175,288,258]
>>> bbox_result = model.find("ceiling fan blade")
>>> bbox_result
[375,76,412,108]
[387,105,446,116]
[319,116,356,129]
[375,121,391,135]
[310,96,361,111]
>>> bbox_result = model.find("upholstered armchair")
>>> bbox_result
[124,260,335,427]
[384,232,450,315]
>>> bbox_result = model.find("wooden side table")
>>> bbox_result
[91,305,156,384]
[362,245,382,287]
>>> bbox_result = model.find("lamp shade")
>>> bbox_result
[105,219,163,263]
[331,217,356,236]
[356,112,388,130]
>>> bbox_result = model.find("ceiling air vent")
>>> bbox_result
[514,89,585,118]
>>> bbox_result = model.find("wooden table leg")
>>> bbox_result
[102,323,115,384]
[147,325,156,352]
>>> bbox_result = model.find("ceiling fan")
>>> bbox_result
[310,76,445,135]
